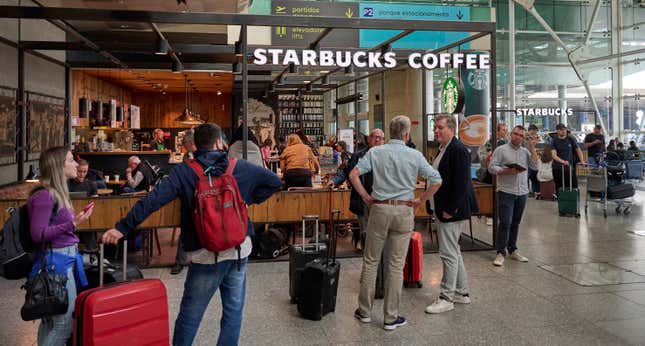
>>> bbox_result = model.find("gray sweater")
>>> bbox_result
[228,141,265,168]
[489,143,537,196]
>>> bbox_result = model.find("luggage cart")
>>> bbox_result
[584,165,632,218]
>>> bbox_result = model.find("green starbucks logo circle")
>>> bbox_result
[442,77,465,114]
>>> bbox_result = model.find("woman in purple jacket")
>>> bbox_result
[28,146,93,345]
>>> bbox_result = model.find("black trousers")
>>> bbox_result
[284,172,312,189]
[553,165,578,191]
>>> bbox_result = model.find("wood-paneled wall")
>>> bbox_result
[71,70,132,117]
[132,92,231,129]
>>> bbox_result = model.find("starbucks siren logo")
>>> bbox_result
[467,69,488,91]
[441,77,465,114]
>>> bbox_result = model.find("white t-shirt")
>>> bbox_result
[187,236,252,264]
[537,160,554,182]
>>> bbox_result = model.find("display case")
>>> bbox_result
[277,94,324,139]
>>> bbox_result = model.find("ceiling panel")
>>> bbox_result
[37,0,250,13]
[80,69,235,93]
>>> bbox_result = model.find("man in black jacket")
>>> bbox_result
[426,115,478,314]
[327,128,385,249]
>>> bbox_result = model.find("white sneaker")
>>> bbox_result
[425,298,454,314]
[509,252,529,262]
[493,253,504,266]
[453,293,471,305]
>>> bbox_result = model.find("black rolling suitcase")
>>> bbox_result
[297,209,341,320]
[607,183,635,199]
[289,215,326,304]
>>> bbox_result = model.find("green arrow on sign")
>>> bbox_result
[345,8,354,18]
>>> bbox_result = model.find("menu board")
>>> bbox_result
[130,105,140,129]
[27,92,65,161]
[0,87,16,165]
[318,145,337,175]
[338,128,354,154]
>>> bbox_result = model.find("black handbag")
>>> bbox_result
[20,244,69,321]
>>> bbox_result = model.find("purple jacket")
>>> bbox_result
[28,189,78,248]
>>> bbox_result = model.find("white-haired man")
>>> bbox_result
[350,115,442,330]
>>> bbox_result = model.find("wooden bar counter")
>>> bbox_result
[0,182,494,230]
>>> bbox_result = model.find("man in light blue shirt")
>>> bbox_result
[349,115,441,331]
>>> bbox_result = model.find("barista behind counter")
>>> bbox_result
[147,128,172,151]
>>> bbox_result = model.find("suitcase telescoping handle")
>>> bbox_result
[329,209,341,264]
[302,215,320,251]
[561,164,573,192]
[98,240,128,287]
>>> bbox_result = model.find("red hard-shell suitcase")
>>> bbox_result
[73,241,169,346]
[403,231,423,288]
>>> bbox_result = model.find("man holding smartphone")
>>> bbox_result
[489,125,538,267]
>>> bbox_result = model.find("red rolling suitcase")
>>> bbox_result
[73,241,169,346]
[537,180,556,200]
[403,231,423,288]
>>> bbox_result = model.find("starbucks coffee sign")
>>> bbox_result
[252,48,490,70]
[517,108,573,116]
[441,77,465,114]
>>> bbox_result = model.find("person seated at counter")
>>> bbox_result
[68,159,98,197]
[280,133,320,189]
[123,156,152,193]
[149,128,170,151]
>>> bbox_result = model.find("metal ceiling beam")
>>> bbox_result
[0,36,68,67]
[82,31,227,45]
[44,18,128,68]
[67,61,233,70]
[19,41,89,50]
[0,6,496,32]
[577,47,645,65]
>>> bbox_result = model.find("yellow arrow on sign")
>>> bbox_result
[345,8,354,18]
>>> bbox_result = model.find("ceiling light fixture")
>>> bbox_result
[155,39,170,55]
[234,41,243,57]
[232,62,241,74]
[172,59,183,73]
[174,74,204,125]
[217,90,222,96]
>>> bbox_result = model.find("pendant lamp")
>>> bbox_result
[174,74,204,125]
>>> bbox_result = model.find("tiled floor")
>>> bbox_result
[2,184,645,345]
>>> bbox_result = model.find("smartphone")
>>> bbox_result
[83,202,95,213]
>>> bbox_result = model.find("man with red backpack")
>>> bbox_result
[101,123,282,346]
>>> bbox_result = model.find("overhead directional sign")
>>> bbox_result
[358,3,471,49]
[271,0,358,48]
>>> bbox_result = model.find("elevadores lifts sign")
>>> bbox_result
[253,48,490,70]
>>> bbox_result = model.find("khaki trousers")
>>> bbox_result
[358,204,414,324]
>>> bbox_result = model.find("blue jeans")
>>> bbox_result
[37,245,77,346]
[173,258,248,346]
[496,192,528,256]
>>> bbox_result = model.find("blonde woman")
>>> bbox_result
[279,134,320,189]
[28,146,93,345]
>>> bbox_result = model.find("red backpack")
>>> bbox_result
[187,158,248,255]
